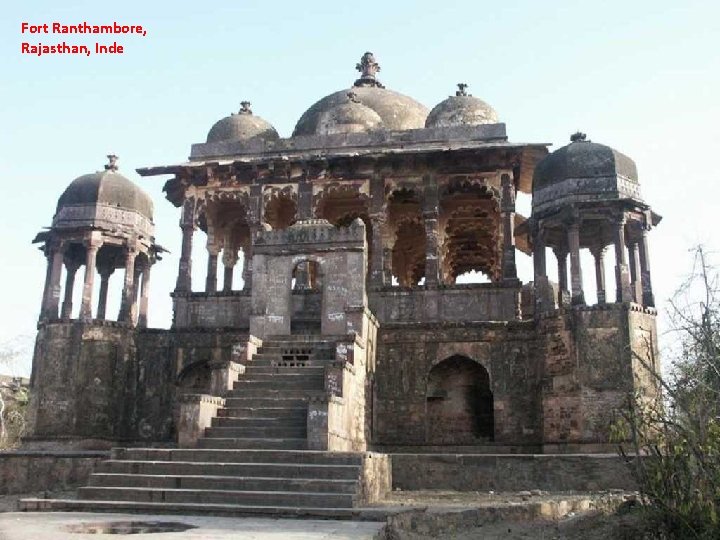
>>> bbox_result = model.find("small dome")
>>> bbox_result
[206,101,280,144]
[532,133,641,211]
[292,52,429,137]
[425,84,498,128]
[315,91,383,135]
[56,155,153,220]
[533,132,638,191]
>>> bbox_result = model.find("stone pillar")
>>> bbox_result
[568,221,585,305]
[176,224,194,292]
[613,217,633,303]
[592,247,607,305]
[79,235,102,320]
[119,246,138,323]
[60,261,79,319]
[205,246,219,293]
[132,264,142,325]
[638,227,655,307]
[628,241,642,303]
[424,213,440,286]
[96,267,114,320]
[44,247,65,320]
[501,173,517,282]
[242,230,256,291]
[553,247,569,305]
[423,175,441,286]
[297,178,313,220]
[138,263,151,328]
[532,223,546,279]
[222,245,238,292]
[369,176,387,288]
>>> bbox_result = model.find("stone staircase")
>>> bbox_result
[20,337,382,519]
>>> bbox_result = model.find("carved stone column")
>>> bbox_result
[223,245,239,292]
[205,245,220,293]
[242,228,257,291]
[553,247,569,306]
[638,226,655,307]
[79,235,102,320]
[44,245,65,320]
[297,177,313,220]
[532,222,547,280]
[138,263,151,328]
[119,246,138,323]
[628,241,642,303]
[176,223,194,292]
[591,247,607,305]
[568,221,585,305]
[501,173,517,282]
[423,175,441,286]
[613,217,632,303]
[368,176,387,288]
[60,261,80,319]
[96,266,114,320]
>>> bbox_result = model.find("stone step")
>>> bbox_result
[216,407,307,419]
[197,438,307,450]
[111,449,363,465]
[237,373,325,383]
[97,460,361,480]
[223,397,307,408]
[246,358,333,367]
[88,474,358,493]
[204,426,307,439]
[233,380,324,390]
[18,499,359,520]
[211,416,306,428]
[76,486,355,508]
[225,388,317,398]
[242,366,326,375]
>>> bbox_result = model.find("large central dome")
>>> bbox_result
[292,52,429,137]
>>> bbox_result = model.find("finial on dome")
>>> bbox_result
[570,131,587,142]
[346,91,360,103]
[456,83,470,97]
[105,154,119,171]
[239,101,253,115]
[354,52,384,88]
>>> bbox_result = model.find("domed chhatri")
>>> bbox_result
[206,101,280,144]
[315,91,383,135]
[56,154,154,221]
[425,83,498,128]
[292,52,429,136]
[532,132,641,212]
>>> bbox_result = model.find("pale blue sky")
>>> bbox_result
[1,0,719,374]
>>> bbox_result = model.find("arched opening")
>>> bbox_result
[264,192,297,230]
[426,355,494,443]
[290,259,322,335]
[439,181,501,284]
[387,188,425,287]
[177,361,211,395]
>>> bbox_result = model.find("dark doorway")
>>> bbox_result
[426,355,494,443]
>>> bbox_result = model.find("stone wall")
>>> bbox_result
[391,453,636,492]
[373,321,541,446]
[0,451,107,495]
[172,292,251,329]
[369,284,521,324]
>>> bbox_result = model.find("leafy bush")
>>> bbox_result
[617,246,720,539]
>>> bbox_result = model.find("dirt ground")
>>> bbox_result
[0,490,664,539]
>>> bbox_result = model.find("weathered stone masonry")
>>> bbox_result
[26,53,661,457]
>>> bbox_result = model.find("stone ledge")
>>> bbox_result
[177,393,225,406]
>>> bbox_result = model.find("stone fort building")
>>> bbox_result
[23,52,661,513]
